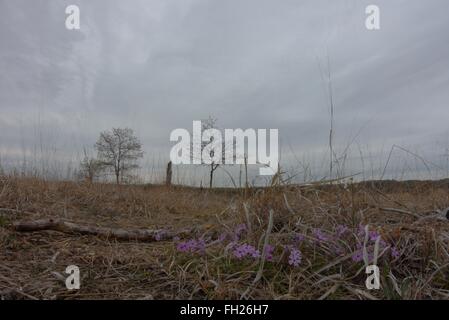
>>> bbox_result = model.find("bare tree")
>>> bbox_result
[78,149,103,183]
[203,117,221,188]
[95,128,143,184]
[195,117,236,189]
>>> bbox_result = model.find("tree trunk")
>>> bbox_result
[116,159,121,184]
[244,155,248,188]
[209,163,214,188]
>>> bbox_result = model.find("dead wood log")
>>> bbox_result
[12,218,193,242]
[166,161,173,186]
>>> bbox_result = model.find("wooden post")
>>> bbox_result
[166,161,172,186]
[244,155,248,198]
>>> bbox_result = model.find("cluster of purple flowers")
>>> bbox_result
[357,226,383,243]
[231,243,276,262]
[313,228,330,242]
[391,246,400,259]
[292,233,305,243]
[352,245,400,263]
[288,248,302,267]
[331,243,345,256]
[369,231,382,242]
[352,227,381,262]
[309,225,349,256]
[233,243,260,259]
[264,244,275,262]
[352,225,401,262]
[175,223,401,269]
[176,239,206,254]
[335,225,349,237]
[351,248,364,262]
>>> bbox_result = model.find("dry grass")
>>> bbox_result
[1,175,448,300]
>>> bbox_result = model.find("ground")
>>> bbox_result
[0,176,448,299]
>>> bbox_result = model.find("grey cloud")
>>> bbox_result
[1,0,449,181]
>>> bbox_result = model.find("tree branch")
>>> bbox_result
[12,218,193,242]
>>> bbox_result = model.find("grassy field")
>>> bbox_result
[1,176,448,300]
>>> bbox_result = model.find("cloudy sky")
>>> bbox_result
[1,0,449,182]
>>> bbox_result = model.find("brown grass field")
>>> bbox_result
[0,176,448,300]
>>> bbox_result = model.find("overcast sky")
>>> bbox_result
[1,0,449,182]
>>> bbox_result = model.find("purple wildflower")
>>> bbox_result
[313,229,329,242]
[351,249,363,262]
[292,233,305,243]
[264,245,275,262]
[332,244,345,256]
[196,239,206,254]
[177,239,195,252]
[369,230,381,241]
[391,246,400,259]
[335,225,348,237]
[233,243,260,260]
[218,232,228,243]
[357,224,366,237]
[251,249,261,259]
[288,248,302,267]
[176,239,206,254]
[358,225,385,245]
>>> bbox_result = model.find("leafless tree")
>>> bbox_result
[95,128,143,184]
[195,117,236,189]
[203,117,220,188]
[78,149,103,183]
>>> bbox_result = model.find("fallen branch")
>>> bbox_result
[12,218,193,242]
[0,208,35,215]
[378,207,421,219]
